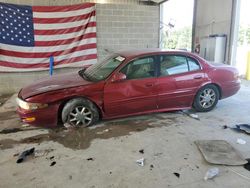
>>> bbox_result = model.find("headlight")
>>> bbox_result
[16,98,48,110]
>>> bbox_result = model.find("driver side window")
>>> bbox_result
[120,56,155,80]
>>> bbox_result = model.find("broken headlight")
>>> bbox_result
[16,98,48,110]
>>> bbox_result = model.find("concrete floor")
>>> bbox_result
[1,81,250,188]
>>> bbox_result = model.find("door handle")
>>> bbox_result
[145,83,154,87]
[194,75,202,79]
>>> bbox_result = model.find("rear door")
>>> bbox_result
[104,56,158,116]
[156,54,205,109]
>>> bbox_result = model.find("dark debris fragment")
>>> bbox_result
[173,172,180,178]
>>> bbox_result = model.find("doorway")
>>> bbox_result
[235,0,250,75]
[160,0,195,51]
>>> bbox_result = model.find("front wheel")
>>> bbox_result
[61,98,99,128]
[193,85,219,112]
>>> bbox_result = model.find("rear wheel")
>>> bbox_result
[61,98,99,128]
[193,85,219,112]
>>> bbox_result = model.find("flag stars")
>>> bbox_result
[0,4,33,46]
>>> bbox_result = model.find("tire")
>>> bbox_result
[193,84,219,112]
[61,98,99,128]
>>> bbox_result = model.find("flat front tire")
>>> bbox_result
[61,98,99,128]
[193,85,219,112]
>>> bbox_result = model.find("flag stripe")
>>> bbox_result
[32,3,94,13]
[33,6,94,19]
[33,10,96,24]
[34,22,96,35]
[0,43,97,58]
[0,54,97,68]
[35,32,96,46]
[1,48,97,64]
[33,15,95,30]
[35,27,96,41]
[0,59,97,72]
[0,37,97,52]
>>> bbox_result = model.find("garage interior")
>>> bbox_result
[1,0,250,187]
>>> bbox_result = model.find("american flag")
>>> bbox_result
[0,2,97,72]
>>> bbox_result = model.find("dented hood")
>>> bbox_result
[20,71,92,99]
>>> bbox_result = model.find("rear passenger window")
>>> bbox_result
[188,57,200,71]
[160,55,189,76]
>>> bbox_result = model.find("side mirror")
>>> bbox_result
[111,72,127,83]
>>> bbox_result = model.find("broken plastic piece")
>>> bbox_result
[50,161,56,166]
[204,167,219,180]
[173,172,180,178]
[236,124,250,134]
[237,138,246,145]
[182,110,199,120]
[16,147,35,163]
[139,149,144,154]
[136,158,145,166]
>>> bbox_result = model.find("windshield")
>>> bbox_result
[82,55,125,81]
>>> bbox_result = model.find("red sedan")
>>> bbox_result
[16,49,240,128]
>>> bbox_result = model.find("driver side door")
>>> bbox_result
[103,56,158,117]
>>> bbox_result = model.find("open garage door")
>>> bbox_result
[159,0,194,51]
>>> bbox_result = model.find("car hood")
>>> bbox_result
[20,71,92,99]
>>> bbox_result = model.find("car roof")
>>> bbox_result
[115,48,196,59]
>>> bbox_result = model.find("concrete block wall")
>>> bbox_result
[0,1,160,94]
[194,0,233,63]
[96,4,159,60]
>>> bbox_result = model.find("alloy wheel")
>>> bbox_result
[68,106,92,127]
[199,88,216,109]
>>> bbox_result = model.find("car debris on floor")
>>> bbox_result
[204,167,219,180]
[195,140,247,165]
[231,124,250,134]
[136,158,145,167]
[16,147,35,163]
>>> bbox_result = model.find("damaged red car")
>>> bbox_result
[16,49,241,128]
